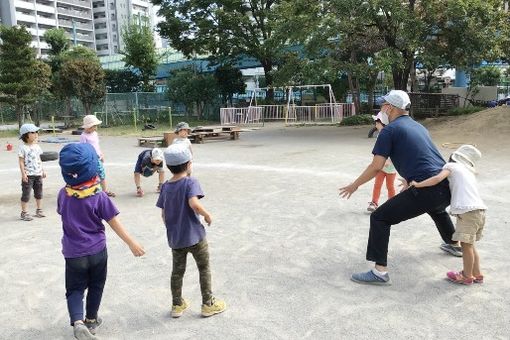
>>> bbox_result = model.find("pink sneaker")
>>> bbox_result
[446,271,473,285]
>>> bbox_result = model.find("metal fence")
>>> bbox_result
[220,103,355,126]
[409,93,460,117]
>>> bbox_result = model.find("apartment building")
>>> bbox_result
[93,0,157,56]
[0,0,95,57]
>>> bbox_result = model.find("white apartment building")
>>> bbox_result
[0,0,95,57]
[93,0,158,57]
[1,0,161,58]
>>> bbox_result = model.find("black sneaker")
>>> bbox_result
[84,317,103,335]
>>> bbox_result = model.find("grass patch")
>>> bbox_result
[340,114,374,126]
[0,130,19,139]
[447,106,485,116]
[99,119,219,137]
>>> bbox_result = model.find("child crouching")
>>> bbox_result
[157,144,226,318]
[58,143,145,339]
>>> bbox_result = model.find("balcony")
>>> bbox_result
[57,6,91,20]
[76,33,94,42]
[38,16,57,25]
[58,18,93,30]
[35,3,56,14]
[17,13,37,23]
[58,0,92,10]
[15,1,36,11]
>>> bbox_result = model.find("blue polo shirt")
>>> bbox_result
[372,115,445,182]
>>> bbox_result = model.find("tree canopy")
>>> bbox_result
[121,15,159,91]
[0,25,51,126]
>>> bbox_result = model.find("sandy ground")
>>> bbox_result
[1,109,509,339]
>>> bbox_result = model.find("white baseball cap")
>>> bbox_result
[19,123,40,139]
[382,90,411,110]
[151,148,164,162]
[451,145,481,173]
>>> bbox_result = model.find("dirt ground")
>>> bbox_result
[1,108,509,339]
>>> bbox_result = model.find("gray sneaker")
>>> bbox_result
[73,322,98,340]
[351,269,391,286]
[440,243,462,257]
[84,317,103,335]
[20,211,33,221]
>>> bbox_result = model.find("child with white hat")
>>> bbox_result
[172,121,193,155]
[367,112,396,212]
[80,115,115,197]
[133,148,165,197]
[411,145,487,285]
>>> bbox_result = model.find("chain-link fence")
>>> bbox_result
[1,92,221,127]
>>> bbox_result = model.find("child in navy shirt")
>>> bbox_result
[157,144,225,318]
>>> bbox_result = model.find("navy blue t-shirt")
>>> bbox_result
[372,115,445,182]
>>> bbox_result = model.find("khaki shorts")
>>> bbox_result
[452,210,486,244]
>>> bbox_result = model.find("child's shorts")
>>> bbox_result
[21,175,43,202]
[452,209,486,244]
[97,159,106,180]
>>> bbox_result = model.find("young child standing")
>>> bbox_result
[367,112,396,212]
[80,115,115,197]
[134,148,165,197]
[18,123,46,221]
[157,144,225,318]
[58,143,145,339]
[172,122,193,155]
[411,145,486,285]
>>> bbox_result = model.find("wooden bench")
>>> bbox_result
[189,126,241,143]
[138,136,164,147]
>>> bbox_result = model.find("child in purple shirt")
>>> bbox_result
[58,143,145,339]
[156,144,226,318]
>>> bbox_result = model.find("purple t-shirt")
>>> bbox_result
[57,188,119,258]
[156,177,206,249]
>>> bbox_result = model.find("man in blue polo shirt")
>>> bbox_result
[339,90,460,285]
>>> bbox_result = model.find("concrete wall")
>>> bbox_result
[442,86,497,107]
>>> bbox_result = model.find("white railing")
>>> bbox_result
[220,103,355,126]
[220,107,263,125]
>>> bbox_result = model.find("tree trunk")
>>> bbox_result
[83,102,92,115]
[261,59,274,102]
[347,72,361,115]
[391,54,414,91]
[16,104,23,128]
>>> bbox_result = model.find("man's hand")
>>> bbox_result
[339,183,358,199]
[42,171,47,179]
[22,173,28,183]
[398,178,409,192]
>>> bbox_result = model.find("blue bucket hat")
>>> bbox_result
[59,143,99,186]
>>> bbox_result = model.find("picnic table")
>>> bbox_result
[189,125,241,144]
[137,136,165,147]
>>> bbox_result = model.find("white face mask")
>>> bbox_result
[380,110,389,124]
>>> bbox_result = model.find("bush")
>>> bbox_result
[340,114,374,126]
[447,106,485,116]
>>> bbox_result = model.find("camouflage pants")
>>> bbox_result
[171,239,212,305]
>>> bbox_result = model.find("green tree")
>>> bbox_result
[153,0,287,97]
[167,67,219,119]
[0,25,51,126]
[214,64,246,106]
[470,66,501,87]
[121,15,158,92]
[43,28,69,68]
[104,69,142,93]
[59,47,106,115]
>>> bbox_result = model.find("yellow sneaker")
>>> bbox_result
[171,299,189,318]
[201,298,226,317]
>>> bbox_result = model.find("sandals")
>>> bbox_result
[35,209,46,218]
[105,191,116,197]
[447,270,484,285]
[136,187,144,197]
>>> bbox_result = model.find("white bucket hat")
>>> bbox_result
[372,111,389,125]
[174,122,191,133]
[151,148,164,162]
[82,115,102,129]
[383,90,411,110]
[451,145,481,173]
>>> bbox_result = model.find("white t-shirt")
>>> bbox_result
[172,137,192,148]
[18,143,43,176]
[444,162,486,215]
